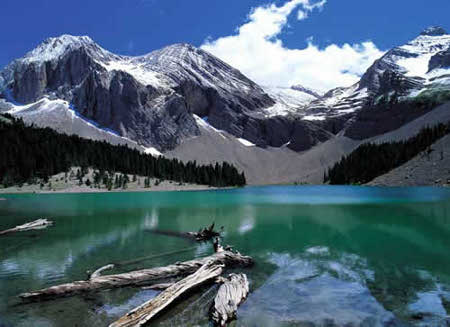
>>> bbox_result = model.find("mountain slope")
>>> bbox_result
[302,26,450,129]
[0,35,276,151]
[368,134,450,187]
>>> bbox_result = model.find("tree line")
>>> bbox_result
[0,114,246,188]
[324,122,450,185]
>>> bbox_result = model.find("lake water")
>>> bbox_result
[1,186,450,327]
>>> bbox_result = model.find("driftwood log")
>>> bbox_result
[110,262,223,327]
[0,219,53,236]
[211,273,250,326]
[19,250,253,301]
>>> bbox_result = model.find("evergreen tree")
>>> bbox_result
[326,123,450,184]
[0,114,246,188]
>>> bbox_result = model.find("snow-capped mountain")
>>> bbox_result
[261,85,320,117]
[303,26,450,122]
[1,27,449,165]
[0,35,276,151]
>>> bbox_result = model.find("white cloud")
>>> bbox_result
[297,10,308,20]
[201,0,385,92]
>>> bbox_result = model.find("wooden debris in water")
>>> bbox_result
[187,222,223,242]
[109,261,223,327]
[114,247,197,267]
[19,250,253,301]
[148,222,223,242]
[141,283,174,291]
[211,273,250,326]
[0,219,53,236]
[88,264,115,280]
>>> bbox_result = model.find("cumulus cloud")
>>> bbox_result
[201,0,385,92]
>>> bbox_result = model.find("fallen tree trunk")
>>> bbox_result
[19,250,253,301]
[211,273,250,326]
[0,219,53,236]
[110,262,223,327]
[114,247,197,267]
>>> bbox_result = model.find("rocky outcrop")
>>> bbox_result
[429,48,450,72]
[420,26,448,37]
[358,48,424,97]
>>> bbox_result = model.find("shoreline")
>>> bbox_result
[0,184,227,195]
[0,167,235,195]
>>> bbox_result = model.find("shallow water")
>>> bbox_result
[1,186,450,326]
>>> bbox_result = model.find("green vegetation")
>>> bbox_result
[0,114,246,188]
[414,88,450,105]
[325,123,450,185]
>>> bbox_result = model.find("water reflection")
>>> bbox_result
[240,251,396,326]
[0,187,450,326]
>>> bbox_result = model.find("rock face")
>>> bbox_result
[429,48,450,72]
[0,36,277,151]
[420,26,448,37]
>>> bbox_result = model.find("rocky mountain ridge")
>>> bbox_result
[1,27,450,184]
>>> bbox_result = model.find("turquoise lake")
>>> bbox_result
[1,186,450,326]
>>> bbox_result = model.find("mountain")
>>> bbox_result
[305,27,450,124]
[0,35,276,150]
[1,28,450,185]
[0,35,337,153]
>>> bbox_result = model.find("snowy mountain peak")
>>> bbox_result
[21,34,100,64]
[420,26,448,37]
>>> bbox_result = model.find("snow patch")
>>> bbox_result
[397,54,434,78]
[144,147,163,157]
[302,115,326,121]
[21,35,95,64]
[193,114,227,139]
[262,85,317,117]
[99,60,169,88]
[237,138,256,147]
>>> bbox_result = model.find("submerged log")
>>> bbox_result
[114,247,197,267]
[188,222,223,242]
[0,219,53,236]
[110,261,223,327]
[211,273,250,326]
[19,250,253,301]
[148,223,223,242]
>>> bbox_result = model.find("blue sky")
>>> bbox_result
[1,0,449,90]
